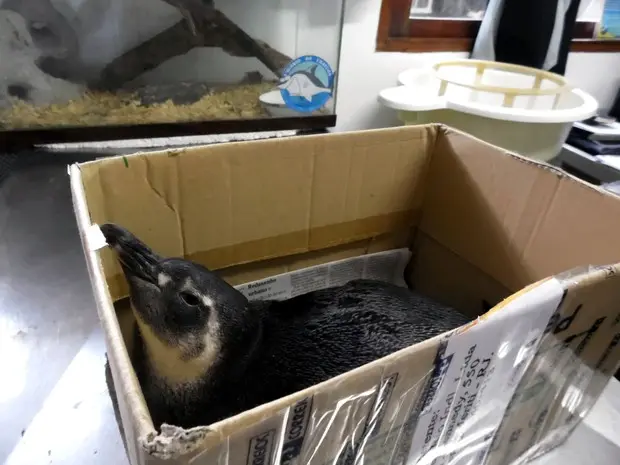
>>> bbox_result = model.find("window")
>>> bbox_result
[377,0,620,52]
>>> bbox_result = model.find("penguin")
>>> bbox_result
[100,223,472,430]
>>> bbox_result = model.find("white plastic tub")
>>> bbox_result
[378,59,598,162]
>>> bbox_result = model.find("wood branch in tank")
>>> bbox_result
[97,2,292,90]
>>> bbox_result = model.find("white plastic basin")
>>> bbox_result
[379,60,598,162]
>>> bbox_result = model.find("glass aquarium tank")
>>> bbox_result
[0,0,344,145]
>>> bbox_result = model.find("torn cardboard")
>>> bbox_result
[70,124,620,465]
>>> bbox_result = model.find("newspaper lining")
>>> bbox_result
[235,248,412,300]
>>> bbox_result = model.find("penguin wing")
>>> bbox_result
[265,279,470,334]
[264,279,388,315]
[237,280,472,415]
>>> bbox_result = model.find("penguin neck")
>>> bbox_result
[132,307,221,387]
[217,303,265,384]
[132,302,265,389]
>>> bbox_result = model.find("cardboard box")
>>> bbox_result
[70,124,620,465]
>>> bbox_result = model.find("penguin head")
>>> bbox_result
[100,223,249,365]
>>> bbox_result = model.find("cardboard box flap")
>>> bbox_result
[421,128,620,292]
[410,231,512,318]
[78,125,437,301]
[69,165,160,465]
[520,178,620,284]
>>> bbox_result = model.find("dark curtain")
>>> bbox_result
[472,0,583,75]
[550,0,581,74]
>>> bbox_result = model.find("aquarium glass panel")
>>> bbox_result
[0,0,343,133]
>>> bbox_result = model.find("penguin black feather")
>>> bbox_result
[100,223,472,429]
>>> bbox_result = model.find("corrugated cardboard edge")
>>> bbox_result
[438,125,620,202]
[70,164,213,461]
[418,124,620,299]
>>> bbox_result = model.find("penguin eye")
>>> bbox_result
[179,292,200,306]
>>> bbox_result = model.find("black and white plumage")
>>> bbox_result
[101,223,471,429]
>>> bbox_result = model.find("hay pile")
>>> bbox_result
[0,82,274,129]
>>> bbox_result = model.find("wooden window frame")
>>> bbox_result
[377,0,620,53]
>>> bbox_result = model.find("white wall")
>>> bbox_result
[333,0,620,132]
[564,53,620,113]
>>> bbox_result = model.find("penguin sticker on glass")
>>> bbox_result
[278,55,334,113]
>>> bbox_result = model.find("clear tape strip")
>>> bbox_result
[86,223,108,252]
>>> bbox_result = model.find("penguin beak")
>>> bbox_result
[100,223,160,285]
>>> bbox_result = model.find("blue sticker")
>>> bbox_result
[278,55,334,113]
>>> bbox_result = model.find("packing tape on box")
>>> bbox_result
[182,263,620,465]
[86,223,108,252]
[406,278,564,465]
[187,277,564,465]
